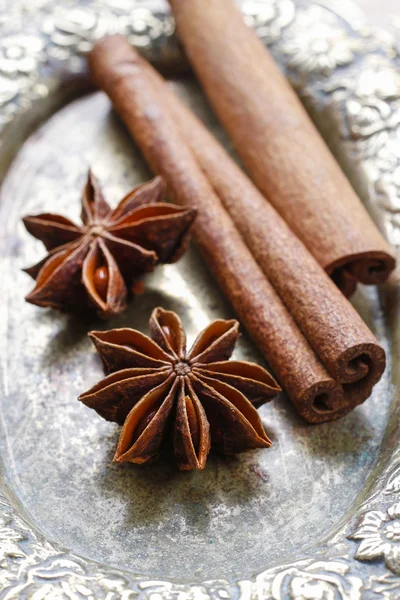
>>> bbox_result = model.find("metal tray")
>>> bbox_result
[1,1,400,598]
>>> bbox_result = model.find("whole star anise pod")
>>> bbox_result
[23,171,196,318]
[79,307,280,470]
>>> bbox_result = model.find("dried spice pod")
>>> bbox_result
[79,308,279,469]
[167,0,395,296]
[23,171,196,318]
[88,36,386,422]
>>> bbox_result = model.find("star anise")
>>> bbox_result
[79,307,280,470]
[23,171,196,318]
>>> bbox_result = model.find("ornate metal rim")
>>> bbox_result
[1,1,400,597]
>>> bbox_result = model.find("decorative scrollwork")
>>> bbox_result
[325,55,400,152]
[3,556,139,599]
[255,559,363,600]
[281,6,363,76]
[0,33,47,125]
[42,7,117,59]
[0,35,45,77]
[351,504,400,575]
[118,8,175,50]
[242,0,295,44]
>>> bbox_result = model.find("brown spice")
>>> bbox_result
[23,171,196,318]
[88,37,386,422]
[168,0,395,296]
[79,307,279,469]
[139,62,385,408]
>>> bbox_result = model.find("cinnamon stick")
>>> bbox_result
[88,36,385,422]
[127,61,386,408]
[168,0,395,297]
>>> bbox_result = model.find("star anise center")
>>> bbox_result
[87,223,105,237]
[174,361,192,376]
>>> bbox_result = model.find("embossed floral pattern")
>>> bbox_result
[3,557,137,599]
[242,0,295,44]
[0,35,44,77]
[374,142,400,214]
[281,7,361,75]
[351,504,400,575]
[0,515,27,567]
[119,8,175,50]
[371,140,400,248]
[386,467,400,495]
[368,572,400,599]
[345,97,396,142]
[43,6,116,59]
[138,580,213,600]
[321,53,400,257]
[0,74,48,126]
[0,34,47,126]
[326,56,400,154]
[256,559,363,600]
[348,57,400,102]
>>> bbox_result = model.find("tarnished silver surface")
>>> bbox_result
[0,1,400,598]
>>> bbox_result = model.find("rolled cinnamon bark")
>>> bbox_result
[88,36,385,422]
[130,62,385,406]
[168,0,395,297]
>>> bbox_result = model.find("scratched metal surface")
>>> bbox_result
[0,87,392,582]
[1,0,400,596]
